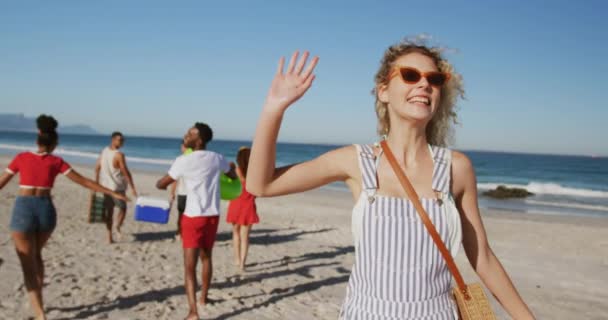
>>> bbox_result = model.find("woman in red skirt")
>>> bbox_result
[226,147,259,271]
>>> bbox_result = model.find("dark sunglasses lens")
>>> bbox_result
[427,73,447,86]
[400,69,421,83]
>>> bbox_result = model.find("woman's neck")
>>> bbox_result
[384,123,429,166]
[36,146,50,154]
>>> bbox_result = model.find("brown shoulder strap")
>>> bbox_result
[380,140,468,296]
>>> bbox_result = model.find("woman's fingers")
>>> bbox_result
[276,56,285,75]
[286,51,299,74]
[302,74,316,92]
[277,50,318,80]
[266,51,318,109]
[294,51,310,75]
[301,56,319,80]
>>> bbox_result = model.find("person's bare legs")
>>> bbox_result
[231,224,241,267]
[12,232,46,320]
[198,247,213,305]
[34,231,53,289]
[103,197,115,244]
[183,248,199,320]
[115,206,126,237]
[239,225,252,271]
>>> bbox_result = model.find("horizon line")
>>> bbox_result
[1,129,605,159]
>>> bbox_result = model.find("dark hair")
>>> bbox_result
[36,114,58,147]
[194,122,213,145]
[111,131,123,138]
[236,147,251,176]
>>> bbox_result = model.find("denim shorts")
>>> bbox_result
[10,196,57,233]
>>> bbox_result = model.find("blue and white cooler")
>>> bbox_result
[134,197,170,224]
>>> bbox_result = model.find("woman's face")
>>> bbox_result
[378,52,443,126]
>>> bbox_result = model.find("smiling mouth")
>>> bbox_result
[407,96,431,106]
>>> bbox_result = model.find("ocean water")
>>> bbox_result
[1,131,607,217]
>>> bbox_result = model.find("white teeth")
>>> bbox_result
[408,97,430,105]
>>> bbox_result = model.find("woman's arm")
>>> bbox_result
[248,51,357,197]
[94,155,101,183]
[0,172,14,190]
[65,170,129,202]
[452,151,535,319]
[254,146,357,197]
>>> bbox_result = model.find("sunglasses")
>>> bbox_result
[389,66,451,87]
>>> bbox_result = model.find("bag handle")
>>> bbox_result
[380,140,470,299]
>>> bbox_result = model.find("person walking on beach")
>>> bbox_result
[95,131,138,243]
[0,115,129,320]
[156,122,236,320]
[246,39,536,319]
[170,142,189,238]
[225,147,259,272]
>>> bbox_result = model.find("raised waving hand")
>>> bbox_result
[264,51,319,113]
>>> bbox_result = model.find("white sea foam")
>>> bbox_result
[0,144,173,165]
[524,199,608,212]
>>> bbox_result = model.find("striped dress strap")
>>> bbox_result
[355,144,381,192]
[430,145,452,194]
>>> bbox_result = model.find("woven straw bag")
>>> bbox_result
[381,141,497,320]
[452,283,496,319]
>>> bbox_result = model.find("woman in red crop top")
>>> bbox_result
[0,115,128,320]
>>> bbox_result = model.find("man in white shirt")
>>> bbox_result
[156,122,235,320]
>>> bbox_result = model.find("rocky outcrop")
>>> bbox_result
[482,185,534,199]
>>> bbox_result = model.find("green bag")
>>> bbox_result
[88,193,106,223]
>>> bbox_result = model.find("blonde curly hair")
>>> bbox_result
[372,38,465,146]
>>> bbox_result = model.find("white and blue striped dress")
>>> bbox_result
[339,144,462,319]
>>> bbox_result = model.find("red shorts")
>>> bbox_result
[180,215,219,249]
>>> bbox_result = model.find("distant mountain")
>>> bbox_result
[0,113,98,135]
[59,124,99,135]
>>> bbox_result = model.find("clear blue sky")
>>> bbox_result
[1,1,606,156]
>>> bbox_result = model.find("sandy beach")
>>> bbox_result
[1,156,607,320]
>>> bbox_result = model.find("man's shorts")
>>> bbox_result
[180,215,219,249]
[104,191,126,210]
